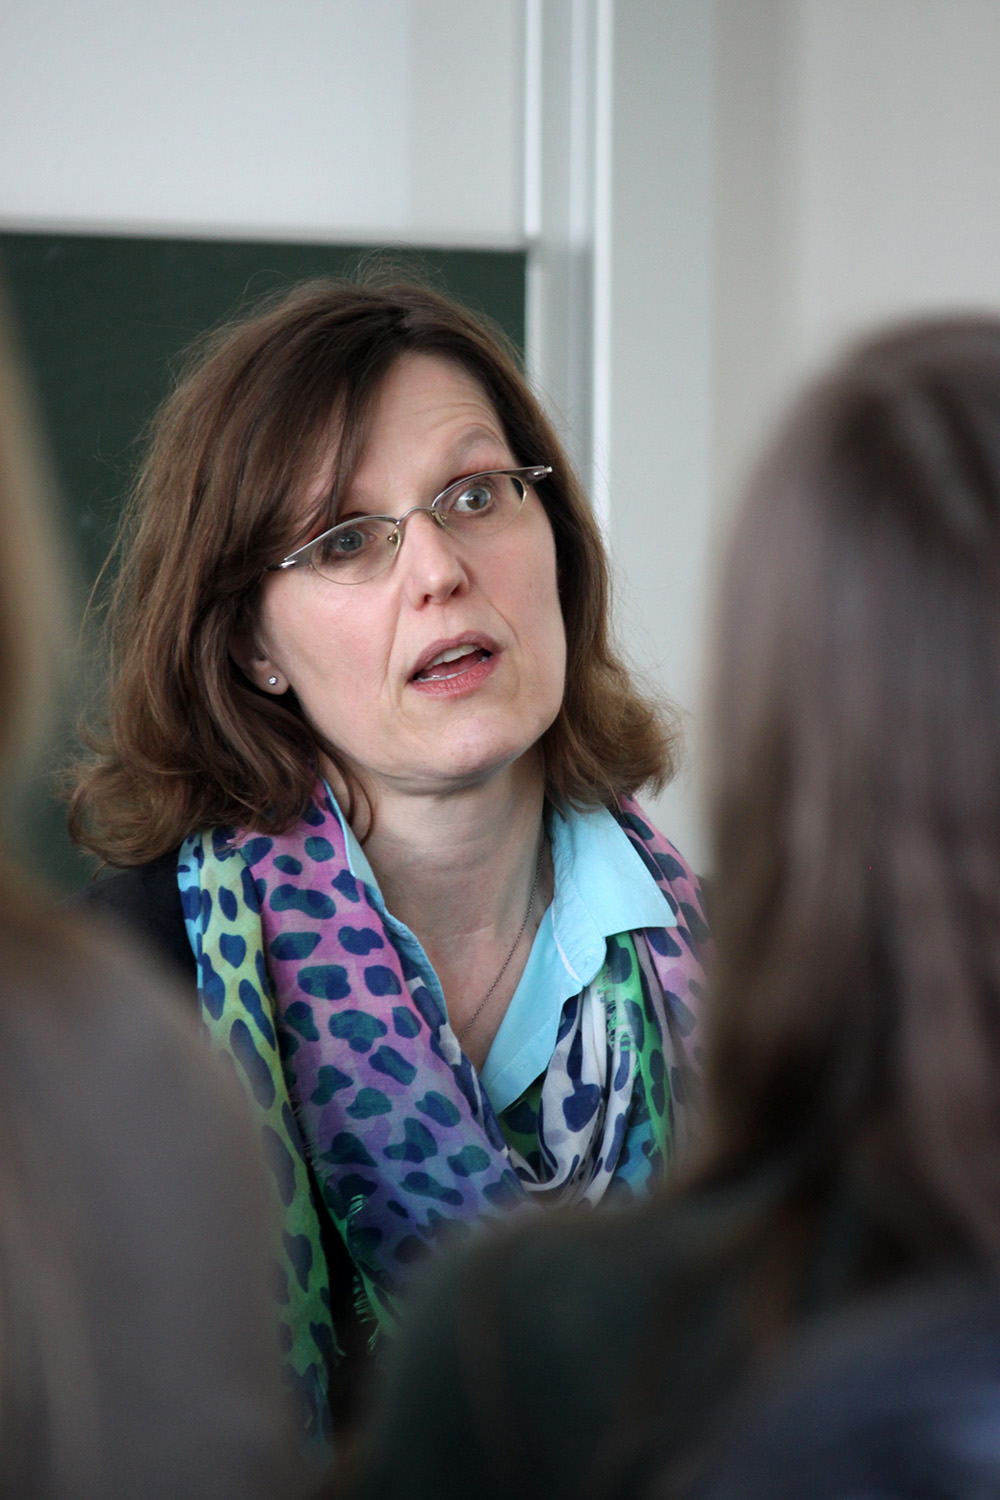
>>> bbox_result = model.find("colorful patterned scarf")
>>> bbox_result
[179,788,706,1450]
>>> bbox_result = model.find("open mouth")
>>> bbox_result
[412,645,493,682]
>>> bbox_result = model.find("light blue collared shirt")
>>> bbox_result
[325,789,676,1115]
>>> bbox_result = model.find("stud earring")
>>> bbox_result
[268,675,279,687]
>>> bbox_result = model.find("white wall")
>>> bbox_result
[714,0,1000,514]
[797,0,1000,358]
[0,0,525,244]
[706,0,1000,872]
[607,0,1000,872]
[602,0,715,870]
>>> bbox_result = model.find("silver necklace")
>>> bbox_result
[458,841,545,1042]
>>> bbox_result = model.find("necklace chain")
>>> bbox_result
[458,841,545,1042]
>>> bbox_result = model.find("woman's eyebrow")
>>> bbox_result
[448,423,510,463]
[324,421,513,522]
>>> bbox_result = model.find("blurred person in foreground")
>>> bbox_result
[337,314,1000,1499]
[0,291,303,1498]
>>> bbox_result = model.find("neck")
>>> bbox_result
[337,756,551,1067]
[361,756,546,937]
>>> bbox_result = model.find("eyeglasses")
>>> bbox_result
[267,465,552,585]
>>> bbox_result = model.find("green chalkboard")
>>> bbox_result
[0,232,526,891]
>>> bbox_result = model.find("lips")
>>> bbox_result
[410,634,498,683]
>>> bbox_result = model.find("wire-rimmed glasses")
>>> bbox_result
[267,465,552,586]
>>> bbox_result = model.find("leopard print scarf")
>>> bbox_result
[179,787,706,1453]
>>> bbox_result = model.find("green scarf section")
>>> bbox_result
[185,837,334,1446]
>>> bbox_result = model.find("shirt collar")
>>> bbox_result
[324,786,675,960]
[545,799,676,987]
[481,801,676,1112]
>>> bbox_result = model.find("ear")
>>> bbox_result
[229,627,288,695]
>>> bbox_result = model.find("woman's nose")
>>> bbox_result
[397,509,468,604]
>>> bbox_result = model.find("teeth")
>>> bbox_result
[426,644,476,669]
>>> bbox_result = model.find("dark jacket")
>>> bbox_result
[69,850,194,988]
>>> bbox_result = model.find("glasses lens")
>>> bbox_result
[310,517,398,583]
[299,471,538,584]
[436,471,526,534]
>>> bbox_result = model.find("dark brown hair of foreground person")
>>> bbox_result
[68,276,676,866]
[611,313,1000,1499]
[702,313,1000,1260]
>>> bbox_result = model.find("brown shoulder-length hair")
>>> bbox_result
[68,276,676,865]
[699,314,1000,1262]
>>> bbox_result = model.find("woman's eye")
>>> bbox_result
[315,523,375,563]
[450,480,496,516]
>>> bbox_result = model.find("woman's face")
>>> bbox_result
[243,353,566,801]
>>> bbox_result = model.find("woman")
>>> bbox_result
[68,277,708,1445]
[338,313,1000,1500]
[0,292,301,1495]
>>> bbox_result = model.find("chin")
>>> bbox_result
[424,731,545,792]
